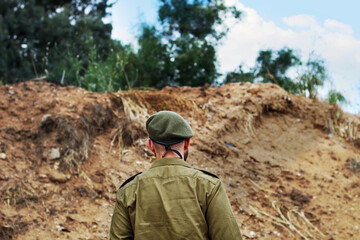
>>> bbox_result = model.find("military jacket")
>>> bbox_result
[110,158,243,240]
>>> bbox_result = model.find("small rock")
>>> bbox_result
[0,171,9,181]
[93,182,103,193]
[41,113,52,122]
[48,148,60,160]
[122,150,130,154]
[241,138,251,145]
[56,225,64,231]
[39,113,54,128]
[38,173,50,183]
[0,153,6,160]
[49,172,70,183]
[247,85,260,94]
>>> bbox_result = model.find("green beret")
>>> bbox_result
[146,111,193,144]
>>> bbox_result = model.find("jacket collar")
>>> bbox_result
[150,157,190,169]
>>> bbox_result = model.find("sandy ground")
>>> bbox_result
[0,79,359,239]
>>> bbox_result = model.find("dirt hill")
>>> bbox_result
[0,79,359,240]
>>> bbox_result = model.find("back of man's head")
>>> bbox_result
[146,111,193,159]
[146,111,193,143]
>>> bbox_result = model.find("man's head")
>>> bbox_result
[146,111,193,160]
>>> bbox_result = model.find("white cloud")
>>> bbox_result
[112,25,137,44]
[218,1,360,114]
[324,19,354,35]
[283,15,317,28]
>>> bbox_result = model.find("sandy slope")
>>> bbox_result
[0,80,359,239]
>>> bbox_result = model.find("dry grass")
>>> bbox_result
[345,158,360,175]
[110,96,149,158]
[337,120,360,142]
[121,96,149,122]
[0,213,28,240]
[325,116,360,148]
[213,108,258,138]
[248,178,325,240]
[39,114,90,173]
[111,119,147,149]
[140,92,198,114]
[60,149,81,173]
[111,125,124,158]
[0,180,38,208]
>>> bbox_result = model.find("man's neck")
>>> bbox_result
[156,151,182,159]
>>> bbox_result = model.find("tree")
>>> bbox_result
[1,0,243,90]
[157,0,241,87]
[79,40,139,92]
[172,37,218,86]
[328,90,346,104]
[255,48,301,92]
[296,54,326,98]
[225,48,301,91]
[158,0,240,41]
[0,0,113,84]
[224,66,255,84]
[136,25,174,88]
[225,48,330,99]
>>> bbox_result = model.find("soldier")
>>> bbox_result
[110,111,243,240]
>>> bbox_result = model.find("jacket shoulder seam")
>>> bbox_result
[119,172,142,189]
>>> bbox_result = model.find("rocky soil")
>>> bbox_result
[0,79,359,239]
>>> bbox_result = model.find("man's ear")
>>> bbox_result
[184,138,191,150]
[147,138,155,153]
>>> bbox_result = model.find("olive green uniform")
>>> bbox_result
[110,158,242,240]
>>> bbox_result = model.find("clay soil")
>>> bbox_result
[0,79,359,240]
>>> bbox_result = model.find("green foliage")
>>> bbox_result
[1,0,242,89]
[0,0,113,84]
[135,24,219,88]
[159,0,240,40]
[224,66,255,84]
[172,37,218,86]
[225,48,302,91]
[82,43,119,92]
[49,39,139,92]
[328,90,346,104]
[296,55,326,98]
[156,0,241,87]
[225,48,329,99]
[3,0,342,100]
[255,48,301,92]
[136,25,174,88]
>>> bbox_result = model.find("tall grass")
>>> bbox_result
[48,39,138,92]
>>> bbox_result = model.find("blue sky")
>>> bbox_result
[109,0,360,114]
[239,0,360,38]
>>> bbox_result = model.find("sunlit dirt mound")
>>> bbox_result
[0,79,359,239]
